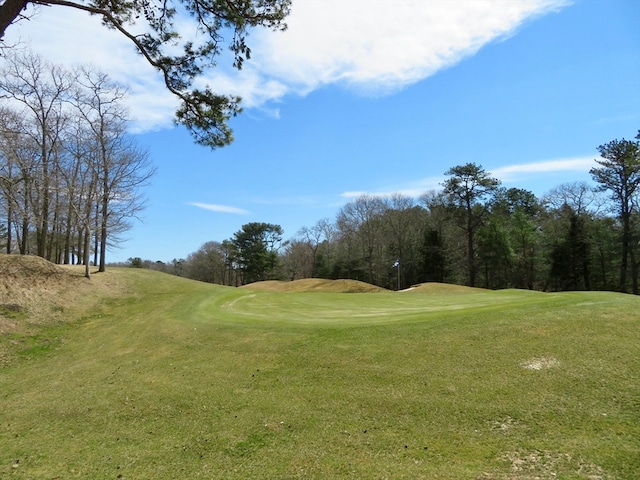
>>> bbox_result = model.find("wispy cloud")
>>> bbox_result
[490,156,596,181]
[340,191,370,199]
[189,202,250,215]
[339,156,597,200]
[4,1,571,131]
[340,176,444,200]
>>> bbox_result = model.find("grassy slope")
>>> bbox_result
[1,267,639,479]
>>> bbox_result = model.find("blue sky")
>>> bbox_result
[5,0,639,263]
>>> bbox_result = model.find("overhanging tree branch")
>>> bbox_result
[0,0,290,148]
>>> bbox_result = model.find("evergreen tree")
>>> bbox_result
[590,133,640,293]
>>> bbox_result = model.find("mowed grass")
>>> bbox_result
[1,268,639,479]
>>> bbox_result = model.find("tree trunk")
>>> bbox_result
[46,206,58,262]
[630,245,638,295]
[620,213,630,292]
[6,197,12,254]
[83,226,91,279]
[36,151,50,259]
[0,0,28,39]
[98,193,108,272]
[76,229,83,265]
[63,217,72,264]
[93,202,99,267]
[467,212,476,287]
[20,212,28,254]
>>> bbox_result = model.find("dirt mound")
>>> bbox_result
[0,253,68,280]
[400,282,488,294]
[0,255,129,366]
[241,278,388,293]
[0,254,88,334]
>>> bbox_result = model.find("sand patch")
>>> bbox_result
[521,357,560,371]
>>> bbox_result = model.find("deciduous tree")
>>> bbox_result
[0,51,155,270]
[336,195,386,284]
[72,66,156,272]
[298,218,334,278]
[381,194,422,289]
[0,51,73,259]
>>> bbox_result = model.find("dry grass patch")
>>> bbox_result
[490,450,607,480]
[242,278,388,293]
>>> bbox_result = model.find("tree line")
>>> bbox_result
[1,49,636,293]
[142,133,640,294]
[0,51,155,277]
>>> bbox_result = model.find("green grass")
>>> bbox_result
[1,268,639,479]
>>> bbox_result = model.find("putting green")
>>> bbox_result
[200,287,582,326]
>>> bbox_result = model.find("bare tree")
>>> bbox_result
[298,218,335,278]
[0,104,45,254]
[336,194,386,284]
[0,51,73,259]
[0,107,23,253]
[381,193,418,289]
[0,51,155,271]
[543,181,605,216]
[70,66,156,272]
[282,239,313,280]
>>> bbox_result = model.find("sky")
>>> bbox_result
[3,0,639,263]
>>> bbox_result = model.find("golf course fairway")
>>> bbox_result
[1,262,638,479]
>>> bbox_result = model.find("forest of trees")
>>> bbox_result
[136,132,640,295]
[0,51,155,277]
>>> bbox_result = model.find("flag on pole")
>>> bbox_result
[393,259,400,268]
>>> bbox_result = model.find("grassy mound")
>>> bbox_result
[1,268,638,479]
[0,254,84,330]
[402,282,490,294]
[242,278,388,293]
[0,254,127,366]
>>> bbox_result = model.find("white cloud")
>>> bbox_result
[253,0,571,96]
[339,156,597,200]
[189,202,250,215]
[340,191,370,199]
[2,0,571,131]
[339,177,443,201]
[490,156,596,181]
